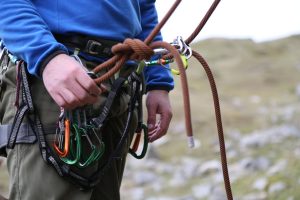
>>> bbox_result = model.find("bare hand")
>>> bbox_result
[146,90,172,142]
[42,54,101,109]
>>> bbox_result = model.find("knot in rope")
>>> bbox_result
[112,38,154,61]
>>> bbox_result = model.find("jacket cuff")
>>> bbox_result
[38,50,68,77]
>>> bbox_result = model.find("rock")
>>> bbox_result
[240,125,299,148]
[252,177,268,191]
[268,182,286,194]
[169,170,186,187]
[208,186,226,200]
[181,157,200,179]
[227,129,242,141]
[267,159,287,176]
[192,183,212,199]
[130,187,145,200]
[199,160,221,175]
[239,157,270,171]
[133,171,158,185]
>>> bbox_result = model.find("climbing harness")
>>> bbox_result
[5,0,233,199]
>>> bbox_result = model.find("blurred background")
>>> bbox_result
[1,0,300,199]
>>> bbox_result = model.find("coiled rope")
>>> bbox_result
[92,0,233,199]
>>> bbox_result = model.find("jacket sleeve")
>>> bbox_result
[0,0,68,77]
[137,0,174,92]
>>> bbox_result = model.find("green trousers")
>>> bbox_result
[0,53,137,200]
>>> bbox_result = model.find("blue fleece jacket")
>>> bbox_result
[0,0,174,91]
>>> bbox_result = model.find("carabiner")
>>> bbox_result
[53,119,70,158]
[77,126,105,168]
[60,123,82,165]
[172,36,192,59]
[129,123,148,159]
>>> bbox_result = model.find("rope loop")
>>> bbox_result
[112,39,154,61]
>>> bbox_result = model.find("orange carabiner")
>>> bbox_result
[131,131,142,153]
[53,119,70,158]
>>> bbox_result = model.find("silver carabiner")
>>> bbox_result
[172,36,192,59]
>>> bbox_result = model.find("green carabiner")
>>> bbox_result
[60,123,82,165]
[129,123,148,159]
[77,126,105,168]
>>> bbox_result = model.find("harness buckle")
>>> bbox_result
[86,40,103,55]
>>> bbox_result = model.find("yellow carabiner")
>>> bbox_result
[170,55,188,75]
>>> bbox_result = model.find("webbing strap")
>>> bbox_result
[7,61,34,149]
[91,77,127,128]
[6,104,29,148]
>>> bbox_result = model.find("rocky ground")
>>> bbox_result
[1,35,300,199]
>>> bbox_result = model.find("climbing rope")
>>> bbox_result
[87,0,233,199]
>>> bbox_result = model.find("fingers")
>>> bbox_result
[146,90,173,143]
[148,121,160,142]
[76,72,102,97]
[148,108,172,142]
[42,54,102,110]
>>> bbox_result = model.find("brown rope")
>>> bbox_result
[192,50,233,200]
[184,0,233,199]
[90,0,233,199]
[151,41,193,138]
[185,0,221,45]
[92,0,182,84]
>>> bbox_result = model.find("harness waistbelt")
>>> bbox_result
[54,34,119,57]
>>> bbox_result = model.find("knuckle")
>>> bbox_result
[78,92,89,101]
[86,81,95,89]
